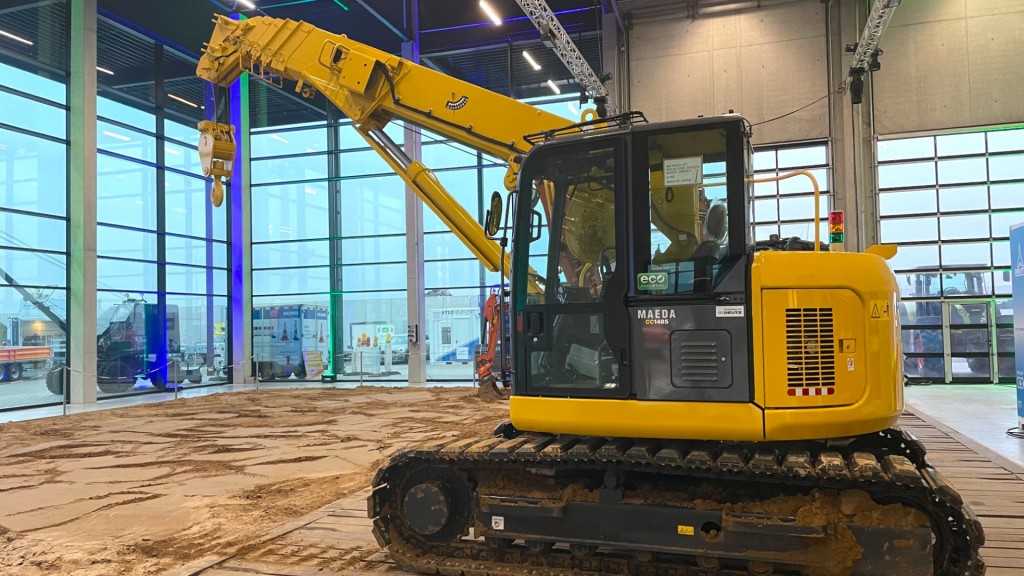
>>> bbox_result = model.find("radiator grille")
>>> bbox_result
[785,308,836,388]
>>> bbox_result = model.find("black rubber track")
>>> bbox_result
[369,427,985,576]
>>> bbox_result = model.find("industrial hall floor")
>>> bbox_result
[0,384,1020,576]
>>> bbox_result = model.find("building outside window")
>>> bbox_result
[0,0,70,410]
[93,18,229,397]
[877,128,1024,383]
[750,142,831,244]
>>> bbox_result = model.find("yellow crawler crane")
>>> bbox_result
[196,15,984,576]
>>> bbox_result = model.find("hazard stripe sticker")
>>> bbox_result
[787,387,835,396]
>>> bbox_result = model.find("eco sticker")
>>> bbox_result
[637,272,668,291]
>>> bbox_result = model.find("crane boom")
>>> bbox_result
[197,15,572,273]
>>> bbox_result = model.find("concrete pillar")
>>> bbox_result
[69,0,97,404]
[224,21,253,385]
[402,4,426,386]
[828,0,879,251]
[602,11,628,113]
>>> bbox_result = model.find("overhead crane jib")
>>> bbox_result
[195,14,572,276]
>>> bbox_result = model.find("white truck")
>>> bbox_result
[253,305,330,380]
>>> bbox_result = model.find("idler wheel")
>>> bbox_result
[402,482,450,536]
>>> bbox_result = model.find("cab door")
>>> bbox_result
[513,138,631,398]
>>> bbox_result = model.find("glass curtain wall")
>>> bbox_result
[94,17,228,396]
[249,90,579,384]
[877,128,1024,383]
[750,142,831,243]
[0,0,70,410]
[251,116,334,381]
[250,102,407,383]
[423,97,578,381]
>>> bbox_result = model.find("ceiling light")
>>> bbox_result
[102,130,131,142]
[304,186,318,195]
[0,29,33,46]
[166,148,183,156]
[479,1,502,25]
[546,79,561,95]
[168,93,200,108]
[237,0,257,9]
[522,51,541,71]
[568,102,580,117]
[269,134,290,144]
[96,66,115,76]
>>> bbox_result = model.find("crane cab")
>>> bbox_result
[507,115,904,442]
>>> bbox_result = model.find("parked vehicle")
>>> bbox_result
[900,269,1014,380]
[0,345,51,382]
[47,299,190,394]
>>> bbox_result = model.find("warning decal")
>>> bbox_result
[869,300,891,320]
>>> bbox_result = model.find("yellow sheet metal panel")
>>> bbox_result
[761,289,866,409]
[749,261,767,408]
[510,396,765,441]
[752,251,903,441]
[764,403,901,441]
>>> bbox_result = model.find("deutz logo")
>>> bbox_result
[445,95,469,110]
[637,272,668,290]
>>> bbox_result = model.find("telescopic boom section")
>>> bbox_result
[197,15,571,273]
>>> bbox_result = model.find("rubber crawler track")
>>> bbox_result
[369,427,985,576]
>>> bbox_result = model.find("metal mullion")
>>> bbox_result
[96,115,159,139]
[0,84,69,109]
[0,206,68,222]
[328,110,344,377]
[0,243,68,258]
[0,120,68,144]
[476,151,487,294]
[252,236,332,246]
[251,149,334,162]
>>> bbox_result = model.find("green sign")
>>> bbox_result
[637,272,668,291]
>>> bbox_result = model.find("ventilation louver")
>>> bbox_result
[785,308,836,389]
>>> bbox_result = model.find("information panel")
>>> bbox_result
[1011,222,1024,430]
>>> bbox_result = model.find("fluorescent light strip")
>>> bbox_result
[168,93,200,108]
[269,134,290,144]
[546,79,561,95]
[479,1,502,25]
[166,148,183,156]
[102,130,131,142]
[0,29,33,46]
[96,66,115,75]
[237,0,256,9]
[522,50,541,71]
[568,103,580,117]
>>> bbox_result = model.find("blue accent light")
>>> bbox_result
[262,0,318,8]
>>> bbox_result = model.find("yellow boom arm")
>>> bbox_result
[197,15,571,273]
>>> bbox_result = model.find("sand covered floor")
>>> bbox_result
[0,386,507,576]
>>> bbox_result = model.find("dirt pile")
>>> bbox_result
[0,386,507,575]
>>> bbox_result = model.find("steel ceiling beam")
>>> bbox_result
[351,0,409,42]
